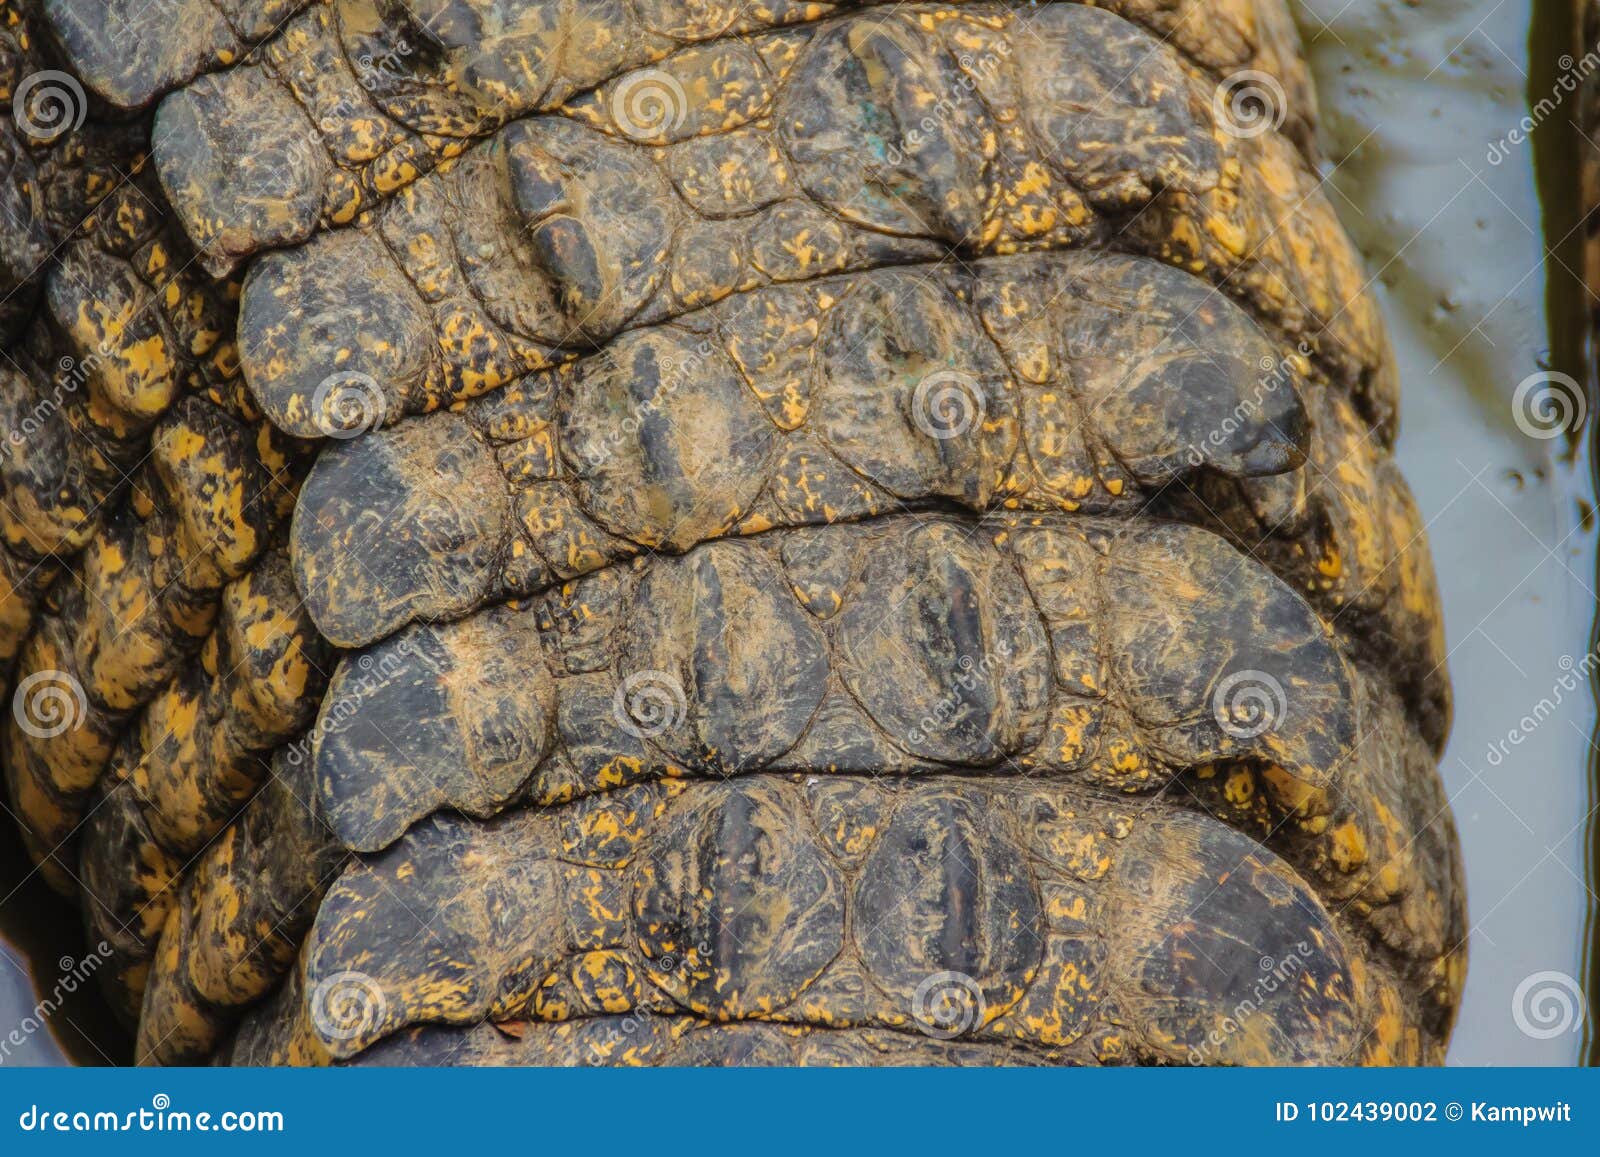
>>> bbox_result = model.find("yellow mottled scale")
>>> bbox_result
[1128,127,1388,410]
[0,552,53,668]
[664,127,795,219]
[513,485,635,582]
[67,295,179,421]
[232,1,1386,458]
[568,37,776,144]
[4,740,84,892]
[382,183,461,303]
[262,9,409,170]
[8,618,122,799]
[151,428,257,584]
[668,223,748,310]
[4,383,310,926]
[220,774,1449,1067]
[136,885,226,1064]
[130,743,348,1066]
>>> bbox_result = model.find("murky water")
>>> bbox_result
[0,0,1595,1067]
[0,833,129,1065]
[1296,0,1598,1064]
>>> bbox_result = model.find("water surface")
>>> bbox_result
[1298,0,1598,1065]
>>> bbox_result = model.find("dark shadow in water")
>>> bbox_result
[0,830,131,1066]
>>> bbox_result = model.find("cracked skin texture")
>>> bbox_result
[144,0,1318,275]
[291,251,1314,649]
[223,4,1390,444]
[1,0,1466,1066]
[0,0,314,921]
[0,0,285,706]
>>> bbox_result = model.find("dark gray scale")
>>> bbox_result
[228,777,1377,1066]
[309,514,1357,857]
[226,4,1371,443]
[41,0,309,110]
[137,1,1315,276]
[289,253,1313,650]
[633,779,847,1018]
